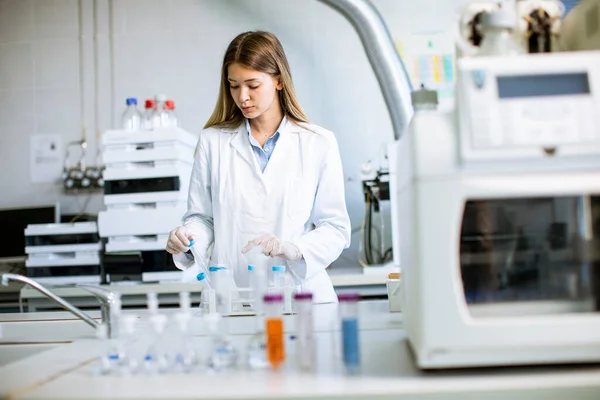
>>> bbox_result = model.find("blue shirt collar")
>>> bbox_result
[246,116,287,147]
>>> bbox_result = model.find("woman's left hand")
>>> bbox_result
[242,233,302,261]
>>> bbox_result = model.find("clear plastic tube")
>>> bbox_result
[143,313,169,374]
[209,266,231,315]
[272,265,286,292]
[206,313,238,371]
[173,295,196,373]
[119,314,138,375]
[197,272,215,314]
[264,293,285,370]
[338,293,360,375]
[294,292,315,371]
[246,313,269,370]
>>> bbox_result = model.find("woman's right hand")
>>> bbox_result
[166,226,195,255]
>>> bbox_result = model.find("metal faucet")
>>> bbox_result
[1,273,120,338]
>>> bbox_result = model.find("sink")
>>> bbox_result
[0,342,67,367]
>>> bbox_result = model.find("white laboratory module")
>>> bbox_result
[24,222,102,285]
[98,127,197,282]
[398,50,600,369]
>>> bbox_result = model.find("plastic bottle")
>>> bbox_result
[143,293,169,374]
[165,100,179,127]
[118,314,138,375]
[121,97,142,131]
[264,293,285,370]
[206,312,238,371]
[294,292,315,371]
[107,293,123,373]
[338,293,360,375]
[271,265,286,292]
[172,292,196,373]
[246,311,270,370]
[96,323,113,375]
[407,85,458,177]
[151,94,169,128]
[142,99,155,130]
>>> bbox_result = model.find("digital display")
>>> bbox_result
[497,73,590,99]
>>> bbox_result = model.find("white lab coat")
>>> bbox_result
[173,120,351,303]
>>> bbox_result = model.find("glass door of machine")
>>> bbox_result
[459,195,600,317]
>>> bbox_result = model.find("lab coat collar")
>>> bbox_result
[226,116,302,170]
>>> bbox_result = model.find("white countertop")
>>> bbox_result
[0,301,599,399]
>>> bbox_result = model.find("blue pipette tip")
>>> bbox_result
[189,239,195,247]
[197,272,205,281]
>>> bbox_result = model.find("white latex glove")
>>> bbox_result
[241,234,302,261]
[166,225,195,255]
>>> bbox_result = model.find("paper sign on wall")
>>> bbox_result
[30,134,63,183]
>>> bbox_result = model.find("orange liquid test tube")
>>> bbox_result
[266,318,285,369]
[264,293,285,369]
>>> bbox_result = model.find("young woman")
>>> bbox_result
[166,31,350,303]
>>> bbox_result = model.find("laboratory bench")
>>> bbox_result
[14,267,390,312]
[0,301,599,399]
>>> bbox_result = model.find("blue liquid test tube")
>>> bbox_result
[338,292,360,374]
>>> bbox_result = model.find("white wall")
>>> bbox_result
[0,0,463,268]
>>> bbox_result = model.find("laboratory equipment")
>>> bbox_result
[271,265,286,292]
[143,292,170,374]
[165,100,179,127]
[96,323,113,375]
[121,97,142,131]
[294,292,315,371]
[62,140,104,191]
[476,8,525,56]
[264,293,285,370]
[209,265,232,314]
[151,94,169,129]
[246,310,269,370]
[456,0,564,57]
[142,99,155,130]
[338,293,360,375]
[559,0,600,51]
[517,0,564,53]
[245,249,270,312]
[172,292,197,373]
[24,221,102,285]
[117,314,138,375]
[96,293,124,375]
[206,312,238,371]
[386,272,402,313]
[98,124,196,282]
[188,238,210,281]
[197,272,216,314]
[0,204,58,260]
[398,48,600,369]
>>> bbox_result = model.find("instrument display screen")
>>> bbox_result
[497,73,590,99]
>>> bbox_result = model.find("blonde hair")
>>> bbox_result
[204,31,309,130]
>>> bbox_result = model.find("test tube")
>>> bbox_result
[197,272,215,314]
[294,292,315,371]
[338,293,360,375]
[264,293,285,370]
[248,264,255,301]
[272,265,286,292]
[209,265,230,314]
